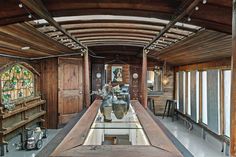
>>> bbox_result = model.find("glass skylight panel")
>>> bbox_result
[83,104,150,145]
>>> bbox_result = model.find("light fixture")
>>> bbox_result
[162,75,169,86]
[18,3,23,8]
[144,49,149,54]
[195,6,199,11]
[187,17,191,22]
[202,0,207,4]
[28,14,32,19]
[162,61,169,86]
[81,49,87,53]
[21,46,30,50]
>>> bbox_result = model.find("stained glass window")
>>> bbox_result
[1,64,34,104]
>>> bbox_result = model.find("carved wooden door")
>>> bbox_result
[58,57,84,126]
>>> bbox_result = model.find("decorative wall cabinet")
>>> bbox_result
[0,62,46,156]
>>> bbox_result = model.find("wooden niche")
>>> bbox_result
[0,62,46,155]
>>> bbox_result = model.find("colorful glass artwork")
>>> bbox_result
[1,64,34,104]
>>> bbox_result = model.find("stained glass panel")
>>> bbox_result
[1,64,34,104]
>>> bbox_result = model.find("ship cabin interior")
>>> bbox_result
[0,0,235,157]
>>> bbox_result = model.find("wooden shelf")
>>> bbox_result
[26,100,46,110]
[1,110,46,135]
[0,99,45,119]
[0,107,25,119]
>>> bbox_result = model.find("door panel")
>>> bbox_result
[58,58,84,126]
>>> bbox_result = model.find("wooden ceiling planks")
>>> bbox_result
[0,0,232,65]
[0,0,231,33]
[154,30,231,65]
[0,22,77,58]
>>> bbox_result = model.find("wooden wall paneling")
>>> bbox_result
[91,64,105,101]
[40,58,58,129]
[178,71,184,113]
[231,1,236,155]
[190,71,197,121]
[130,65,141,100]
[207,70,219,133]
[175,58,231,72]
[58,57,84,126]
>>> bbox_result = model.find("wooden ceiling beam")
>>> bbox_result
[86,43,145,47]
[35,20,198,33]
[74,33,155,39]
[40,23,194,37]
[20,0,92,54]
[144,0,201,50]
[66,28,186,40]
[82,39,149,45]
[79,36,152,42]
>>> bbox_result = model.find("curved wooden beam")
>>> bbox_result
[0,61,40,76]
[79,36,152,42]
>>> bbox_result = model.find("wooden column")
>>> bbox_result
[231,0,236,156]
[84,49,91,108]
[141,50,148,108]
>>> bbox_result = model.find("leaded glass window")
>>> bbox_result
[1,64,34,104]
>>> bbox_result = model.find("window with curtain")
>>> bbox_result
[183,72,186,113]
[196,71,199,122]
[224,70,231,137]
[202,71,208,124]
[207,69,220,134]
[176,72,179,110]
[1,64,34,104]
[187,71,191,115]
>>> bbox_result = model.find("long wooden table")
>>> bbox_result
[50,100,183,157]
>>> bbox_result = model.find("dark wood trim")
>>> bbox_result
[231,0,236,155]
[51,100,183,157]
[0,61,40,76]
[175,58,231,71]
[141,50,148,108]
[84,50,91,107]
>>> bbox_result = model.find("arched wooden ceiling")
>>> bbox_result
[0,0,231,33]
[27,13,201,54]
[0,0,232,65]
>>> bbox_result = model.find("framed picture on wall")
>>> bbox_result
[112,66,123,82]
